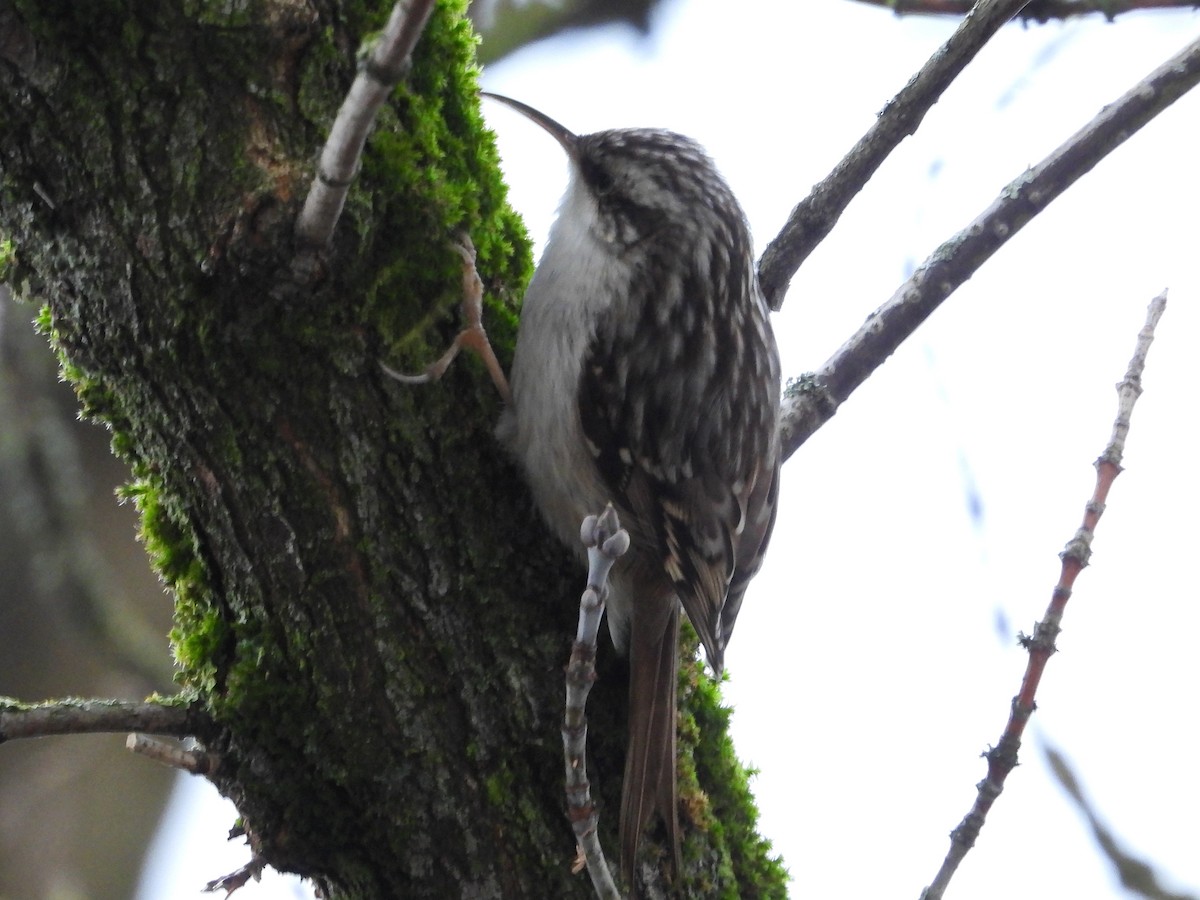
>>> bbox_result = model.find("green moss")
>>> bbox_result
[4,2,604,892]
[351,0,532,373]
[223,632,287,709]
[143,690,195,708]
[42,303,226,700]
[484,766,514,807]
[13,0,281,713]
[678,621,790,897]
[119,478,224,692]
[0,238,14,281]
[168,608,224,693]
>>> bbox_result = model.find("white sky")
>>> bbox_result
[142,3,1200,897]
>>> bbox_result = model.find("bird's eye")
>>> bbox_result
[591,168,615,195]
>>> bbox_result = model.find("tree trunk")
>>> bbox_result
[0,1,783,896]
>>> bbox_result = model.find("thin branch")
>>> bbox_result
[756,0,1033,311]
[0,696,209,743]
[851,0,1200,21]
[779,35,1200,462]
[295,0,437,246]
[127,733,218,775]
[1043,743,1196,900]
[920,292,1168,900]
[472,0,661,66]
[564,506,626,900]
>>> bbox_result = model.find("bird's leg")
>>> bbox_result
[381,235,511,404]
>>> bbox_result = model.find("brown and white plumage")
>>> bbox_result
[492,94,780,893]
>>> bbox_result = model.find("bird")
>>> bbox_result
[487,93,782,893]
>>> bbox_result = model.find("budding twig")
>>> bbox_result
[920,292,1168,900]
[564,506,627,900]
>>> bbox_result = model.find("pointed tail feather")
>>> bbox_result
[620,599,681,894]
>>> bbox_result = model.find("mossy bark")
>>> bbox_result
[0,1,785,896]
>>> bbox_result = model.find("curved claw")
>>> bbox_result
[380,339,461,384]
[380,234,511,403]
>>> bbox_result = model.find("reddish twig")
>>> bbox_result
[921,291,1168,900]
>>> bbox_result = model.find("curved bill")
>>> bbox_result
[480,92,578,158]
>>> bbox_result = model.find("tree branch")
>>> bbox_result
[1043,743,1195,900]
[850,0,1199,21]
[0,696,210,743]
[920,291,1168,900]
[564,507,627,900]
[757,0,1032,311]
[295,0,437,246]
[127,733,219,775]
[779,34,1200,462]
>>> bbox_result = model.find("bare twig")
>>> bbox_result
[757,0,1033,311]
[127,733,217,775]
[564,506,627,900]
[0,696,209,742]
[920,292,1168,900]
[779,34,1200,462]
[295,0,437,246]
[851,0,1199,21]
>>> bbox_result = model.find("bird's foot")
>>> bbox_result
[381,235,511,403]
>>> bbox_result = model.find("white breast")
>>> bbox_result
[499,173,630,551]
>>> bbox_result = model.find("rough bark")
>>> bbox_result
[0,284,176,900]
[0,1,782,896]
